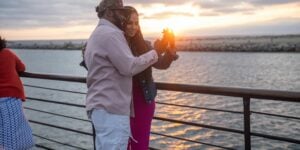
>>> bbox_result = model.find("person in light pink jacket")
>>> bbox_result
[84,0,167,149]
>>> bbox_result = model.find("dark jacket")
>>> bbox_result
[134,41,176,103]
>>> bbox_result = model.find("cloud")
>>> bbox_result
[126,0,300,7]
[127,0,300,15]
[188,17,300,36]
[0,0,98,29]
[212,7,255,14]
[249,0,300,6]
[141,12,196,19]
[242,17,300,34]
[126,0,185,5]
[196,0,300,14]
[1,0,299,29]
[1,0,299,39]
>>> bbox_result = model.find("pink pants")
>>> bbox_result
[128,80,155,150]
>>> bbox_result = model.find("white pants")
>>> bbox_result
[91,109,130,150]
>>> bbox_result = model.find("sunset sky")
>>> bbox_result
[1,0,300,40]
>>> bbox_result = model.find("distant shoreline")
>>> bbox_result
[8,34,300,52]
[12,48,300,53]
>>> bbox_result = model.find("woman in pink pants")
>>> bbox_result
[123,6,178,150]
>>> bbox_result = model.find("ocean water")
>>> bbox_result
[14,49,300,150]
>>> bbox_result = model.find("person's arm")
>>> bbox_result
[153,51,176,69]
[11,50,26,73]
[106,32,158,76]
[146,41,178,70]
[16,56,26,73]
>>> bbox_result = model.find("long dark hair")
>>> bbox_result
[0,36,6,51]
[124,6,152,80]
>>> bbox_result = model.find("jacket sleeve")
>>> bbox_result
[106,32,158,76]
[11,50,26,73]
[145,42,174,70]
[153,51,176,69]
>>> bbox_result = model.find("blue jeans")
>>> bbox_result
[91,109,130,150]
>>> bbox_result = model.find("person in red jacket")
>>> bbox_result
[0,36,34,149]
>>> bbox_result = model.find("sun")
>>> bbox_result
[160,18,194,36]
[140,16,199,38]
[136,2,201,37]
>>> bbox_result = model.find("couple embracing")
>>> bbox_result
[84,0,178,150]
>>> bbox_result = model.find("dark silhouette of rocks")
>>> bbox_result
[7,34,300,52]
[176,34,300,52]
[7,40,85,50]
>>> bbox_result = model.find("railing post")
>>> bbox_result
[92,124,96,150]
[243,97,251,150]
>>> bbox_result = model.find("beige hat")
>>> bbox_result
[96,0,125,13]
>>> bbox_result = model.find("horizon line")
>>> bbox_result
[7,33,300,41]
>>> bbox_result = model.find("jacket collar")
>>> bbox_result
[98,18,123,33]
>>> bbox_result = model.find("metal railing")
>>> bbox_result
[20,72,300,150]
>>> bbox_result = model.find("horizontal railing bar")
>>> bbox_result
[25,82,243,115]
[20,72,300,149]
[21,72,86,83]
[156,101,243,114]
[149,147,160,150]
[25,83,243,114]
[29,120,92,136]
[26,105,238,149]
[28,108,232,149]
[24,85,299,121]
[251,111,300,120]
[21,72,300,102]
[27,93,299,122]
[24,84,86,94]
[35,144,55,150]
[26,97,243,134]
[31,120,232,150]
[27,97,85,108]
[24,84,299,121]
[251,132,300,144]
[151,132,235,150]
[27,96,243,134]
[33,134,87,150]
[28,110,300,146]
[154,116,244,134]
[24,107,90,122]
[27,96,243,119]
[26,96,300,144]
[26,95,300,122]
[27,107,300,146]
[156,83,300,102]
[25,89,300,122]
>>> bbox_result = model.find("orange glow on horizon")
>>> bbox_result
[138,2,300,37]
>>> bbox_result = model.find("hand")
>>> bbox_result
[162,28,175,49]
[172,54,179,60]
[163,29,177,60]
[154,28,176,55]
[154,39,167,55]
[166,48,179,61]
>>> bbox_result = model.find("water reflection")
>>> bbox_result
[15,50,300,149]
